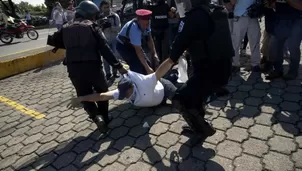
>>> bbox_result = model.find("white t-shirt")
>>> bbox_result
[113,71,165,107]
[53,9,64,24]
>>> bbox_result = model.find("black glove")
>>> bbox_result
[102,21,112,29]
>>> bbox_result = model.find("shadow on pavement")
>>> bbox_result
[33,60,63,73]
[16,103,223,170]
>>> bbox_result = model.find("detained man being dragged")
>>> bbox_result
[68,68,177,108]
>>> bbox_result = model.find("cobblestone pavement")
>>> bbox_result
[0,27,302,171]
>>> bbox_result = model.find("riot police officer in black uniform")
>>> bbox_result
[155,0,234,138]
[146,0,171,63]
[63,1,127,132]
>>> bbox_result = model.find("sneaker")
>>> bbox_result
[92,115,108,133]
[283,72,297,81]
[266,70,283,80]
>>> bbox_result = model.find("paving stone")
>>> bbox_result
[53,152,77,169]
[73,151,98,168]
[244,97,263,107]
[262,95,283,105]
[205,130,226,145]
[156,132,179,148]
[58,115,75,125]
[296,135,302,148]
[226,126,249,143]
[254,113,276,126]
[206,156,233,171]
[119,109,137,118]
[108,117,125,129]
[249,124,273,140]
[219,107,239,119]
[54,140,77,155]
[263,151,294,171]
[118,147,143,165]
[233,117,255,129]
[149,122,169,136]
[204,109,220,121]
[143,145,166,164]
[292,149,302,168]
[72,114,89,124]
[56,130,76,143]
[111,136,134,151]
[73,139,95,154]
[0,154,20,170]
[103,162,126,171]
[232,91,249,100]
[128,124,149,138]
[212,117,232,131]
[217,140,242,159]
[97,149,119,167]
[272,123,299,138]
[0,135,12,146]
[57,123,75,133]
[58,110,74,118]
[60,165,78,171]
[125,162,152,171]
[282,93,301,102]
[26,125,45,135]
[160,113,180,124]
[192,143,216,161]
[80,164,102,171]
[178,158,205,171]
[208,100,226,110]
[267,87,285,96]
[134,134,157,150]
[42,124,60,135]
[154,106,172,116]
[43,117,60,127]
[242,138,269,157]
[234,154,262,171]
[268,136,296,154]
[13,153,38,170]
[285,86,302,93]
[46,111,61,119]
[260,105,279,114]
[19,142,41,156]
[249,89,267,97]
[124,116,143,128]
[270,81,286,88]
[36,141,59,155]
[166,143,190,163]
[93,137,113,152]
[30,119,46,128]
[151,159,178,171]
[32,152,58,170]
[280,101,301,112]
[6,134,27,146]
[39,132,60,143]
[11,126,31,137]
[169,119,187,134]
[1,143,24,158]
[109,126,129,140]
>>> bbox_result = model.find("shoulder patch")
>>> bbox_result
[178,21,184,32]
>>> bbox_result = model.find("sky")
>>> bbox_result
[12,0,45,6]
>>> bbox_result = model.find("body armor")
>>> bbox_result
[147,0,169,30]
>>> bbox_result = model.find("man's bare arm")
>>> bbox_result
[133,45,153,73]
[78,91,115,102]
[155,58,175,80]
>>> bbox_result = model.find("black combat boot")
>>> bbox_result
[92,115,108,133]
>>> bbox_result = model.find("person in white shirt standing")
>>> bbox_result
[99,0,121,80]
[52,2,65,30]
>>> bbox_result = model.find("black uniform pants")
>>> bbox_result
[152,29,167,63]
[67,62,109,119]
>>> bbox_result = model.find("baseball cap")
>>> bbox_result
[117,76,133,100]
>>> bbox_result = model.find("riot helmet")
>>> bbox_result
[174,0,210,17]
[75,0,100,20]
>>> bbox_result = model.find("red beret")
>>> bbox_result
[136,9,152,20]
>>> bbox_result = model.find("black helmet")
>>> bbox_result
[75,0,100,19]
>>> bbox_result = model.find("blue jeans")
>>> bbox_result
[116,41,151,75]
[103,40,118,76]
[270,18,302,75]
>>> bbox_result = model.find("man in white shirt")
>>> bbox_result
[68,69,177,108]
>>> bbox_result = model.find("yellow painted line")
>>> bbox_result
[0,96,45,119]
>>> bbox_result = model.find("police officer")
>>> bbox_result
[155,0,220,137]
[63,1,127,132]
[116,9,160,75]
[146,0,171,63]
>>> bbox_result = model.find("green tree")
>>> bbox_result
[0,0,20,18]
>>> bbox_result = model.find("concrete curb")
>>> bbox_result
[0,49,65,80]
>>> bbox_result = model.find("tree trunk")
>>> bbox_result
[0,0,20,18]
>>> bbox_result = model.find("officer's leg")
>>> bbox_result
[172,75,216,137]
[231,17,248,71]
[247,17,261,70]
[103,58,112,79]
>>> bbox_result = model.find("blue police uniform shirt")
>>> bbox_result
[233,0,256,17]
[117,20,151,46]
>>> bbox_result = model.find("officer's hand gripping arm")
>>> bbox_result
[96,28,123,70]
[133,45,154,73]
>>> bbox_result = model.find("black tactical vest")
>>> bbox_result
[147,1,169,30]
[63,19,101,63]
